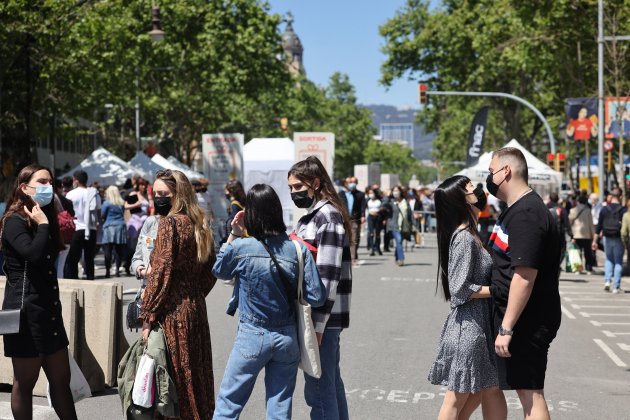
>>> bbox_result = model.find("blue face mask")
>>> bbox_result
[29,185,54,206]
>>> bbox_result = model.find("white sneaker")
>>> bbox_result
[613,288,622,294]
[604,282,611,291]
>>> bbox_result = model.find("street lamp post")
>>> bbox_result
[135,5,165,151]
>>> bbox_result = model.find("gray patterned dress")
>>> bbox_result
[427,229,498,393]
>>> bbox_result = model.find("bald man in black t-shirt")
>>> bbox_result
[486,147,561,420]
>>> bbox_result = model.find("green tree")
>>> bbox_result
[282,73,376,178]
[0,0,294,166]
[379,0,630,175]
[364,140,437,185]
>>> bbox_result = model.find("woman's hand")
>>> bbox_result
[142,322,151,342]
[144,264,152,278]
[24,204,48,225]
[231,210,245,236]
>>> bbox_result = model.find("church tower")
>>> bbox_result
[282,12,305,75]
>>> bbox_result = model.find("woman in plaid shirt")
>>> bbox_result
[288,156,352,420]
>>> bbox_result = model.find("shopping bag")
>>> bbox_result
[292,241,322,379]
[568,245,583,273]
[132,354,156,408]
[47,351,92,406]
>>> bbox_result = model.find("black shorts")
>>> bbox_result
[494,313,559,390]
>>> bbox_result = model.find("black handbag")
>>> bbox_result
[126,287,144,332]
[0,260,26,335]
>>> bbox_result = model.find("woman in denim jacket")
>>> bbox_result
[212,184,326,420]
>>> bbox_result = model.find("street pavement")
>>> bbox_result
[1,234,630,419]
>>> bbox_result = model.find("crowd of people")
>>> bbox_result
[0,147,625,420]
[0,156,353,420]
[338,177,435,267]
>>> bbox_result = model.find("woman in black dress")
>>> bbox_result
[0,164,77,419]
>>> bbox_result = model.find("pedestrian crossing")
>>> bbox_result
[559,278,630,368]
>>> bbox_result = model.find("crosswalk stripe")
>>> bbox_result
[593,339,627,367]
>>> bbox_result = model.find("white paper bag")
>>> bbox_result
[132,354,156,408]
[47,351,92,406]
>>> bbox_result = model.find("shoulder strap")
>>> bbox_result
[570,207,587,225]
[292,240,305,304]
[259,239,297,300]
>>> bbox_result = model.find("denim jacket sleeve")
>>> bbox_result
[301,243,326,307]
[212,242,240,316]
[212,241,239,280]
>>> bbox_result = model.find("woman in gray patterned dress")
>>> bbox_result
[428,176,506,420]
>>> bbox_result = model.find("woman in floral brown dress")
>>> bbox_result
[140,169,217,419]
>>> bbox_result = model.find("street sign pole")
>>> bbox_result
[597,0,630,199]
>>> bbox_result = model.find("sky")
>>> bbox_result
[268,0,439,110]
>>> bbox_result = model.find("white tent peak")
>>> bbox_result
[128,151,165,182]
[151,153,204,180]
[61,147,141,186]
[244,138,294,171]
[167,155,193,171]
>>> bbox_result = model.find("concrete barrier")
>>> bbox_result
[59,279,126,391]
[0,278,127,396]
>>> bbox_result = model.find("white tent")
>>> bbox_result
[151,153,203,180]
[167,156,193,171]
[128,151,165,182]
[456,139,562,198]
[244,138,295,229]
[61,147,142,186]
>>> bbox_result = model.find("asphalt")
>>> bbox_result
[1,234,630,419]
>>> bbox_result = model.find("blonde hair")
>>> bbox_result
[105,185,124,206]
[155,169,214,262]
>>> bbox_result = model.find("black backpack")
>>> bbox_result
[602,205,623,237]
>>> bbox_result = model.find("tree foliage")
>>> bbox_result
[380,0,630,174]
[1,0,436,186]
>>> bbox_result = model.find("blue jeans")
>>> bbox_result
[392,230,404,262]
[304,328,348,420]
[214,322,300,420]
[604,236,624,289]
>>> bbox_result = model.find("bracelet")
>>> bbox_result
[230,231,242,238]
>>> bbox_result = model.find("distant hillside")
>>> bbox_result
[362,104,435,160]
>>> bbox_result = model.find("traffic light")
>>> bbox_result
[280,117,288,132]
[418,83,428,105]
[557,153,566,173]
[546,153,554,167]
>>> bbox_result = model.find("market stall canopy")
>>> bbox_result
[151,153,203,180]
[455,139,562,198]
[167,156,194,171]
[128,151,166,182]
[61,147,141,186]
[244,137,295,229]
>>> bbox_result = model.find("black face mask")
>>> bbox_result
[291,190,314,208]
[486,168,504,197]
[225,193,231,201]
[154,196,172,216]
[472,186,487,211]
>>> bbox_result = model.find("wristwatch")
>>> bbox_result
[499,325,514,336]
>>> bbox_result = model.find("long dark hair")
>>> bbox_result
[226,179,246,205]
[0,164,63,253]
[288,156,352,237]
[434,175,479,301]
[244,184,286,239]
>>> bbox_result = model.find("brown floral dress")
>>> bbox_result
[141,214,217,419]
